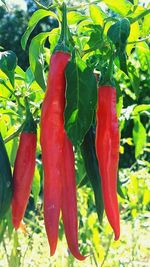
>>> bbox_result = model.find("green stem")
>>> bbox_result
[100,234,113,267]
[60,3,67,44]
[99,49,114,86]
[33,0,57,10]
[128,34,150,44]
[1,80,24,108]
[129,9,150,24]
[4,124,24,143]
[33,0,48,10]
[23,97,36,133]
[54,2,69,52]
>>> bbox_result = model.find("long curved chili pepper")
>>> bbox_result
[40,3,85,258]
[61,134,86,261]
[95,85,120,240]
[12,99,37,229]
[40,51,70,256]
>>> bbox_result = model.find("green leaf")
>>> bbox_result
[126,22,140,55]
[108,19,130,74]
[25,67,34,85]
[115,81,123,118]
[5,209,13,239]
[81,126,104,224]
[9,232,21,267]
[117,175,126,199]
[89,5,107,26]
[136,42,150,73]
[133,115,147,158]
[133,104,150,115]
[65,56,97,147]
[108,18,130,47]
[128,62,140,99]
[21,9,58,50]
[78,175,89,188]
[67,11,87,25]
[0,219,7,243]
[15,66,25,81]
[0,51,17,87]
[32,167,41,207]
[29,32,50,91]
[103,0,132,16]
[75,149,86,185]
[10,137,18,167]
[87,25,103,49]
[142,11,150,37]
[48,28,60,54]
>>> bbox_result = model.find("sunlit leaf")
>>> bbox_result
[21,9,58,50]
[90,5,107,26]
[67,11,87,25]
[103,0,132,16]
[29,32,50,91]
[133,114,147,158]
[126,22,140,55]
[133,104,150,115]
[48,28,60,54]
[136,42,150,73]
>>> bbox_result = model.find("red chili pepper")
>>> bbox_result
[61,134,86,261]
[40,51,70,256]
[40,3,85,259]
[12,99,37,230]
[95,85,120,240]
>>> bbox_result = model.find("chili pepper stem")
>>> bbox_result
[54,3,70,53]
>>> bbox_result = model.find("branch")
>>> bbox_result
[100,233,113,267]
[4,124,24,143]
[127,34,150,44]
[129,9,150,24]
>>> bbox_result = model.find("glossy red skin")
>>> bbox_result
[12,132,36,230]
[40,52,71,256]
[61,134,85,261]
[96,85,120,240]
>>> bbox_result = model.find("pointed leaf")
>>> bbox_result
[133,104,150,115]
[29,32,50,91]
[48,28,60,53]
[126,22,140,55]
[90,5,107,26]
[142,11,150,36]
[21,9,58,50]
[136,42,150,73]
[67,11,87,25]
[103,0,132,16]
[108,18,130,47]
[65,57,97,147]
[0,51,17,87]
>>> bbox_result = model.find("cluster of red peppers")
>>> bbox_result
[9,2,120,261]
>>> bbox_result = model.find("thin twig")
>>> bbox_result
[101,233,113,267]
[128,35,150,44]
[4,124,24,144]
[129,9,150,24]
